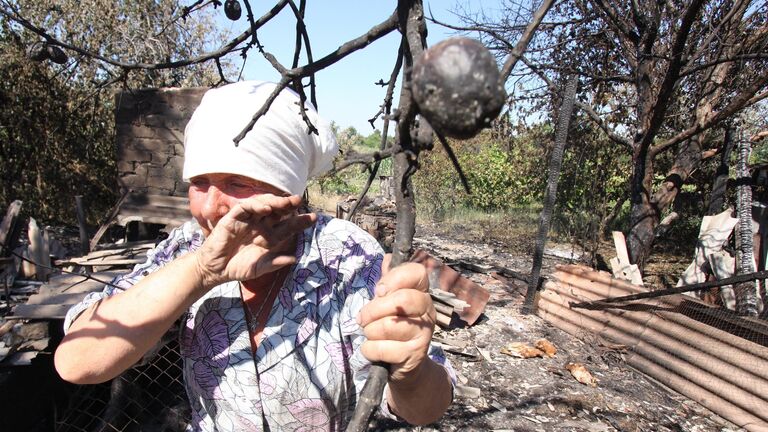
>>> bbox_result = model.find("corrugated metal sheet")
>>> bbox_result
[537,264,768,432]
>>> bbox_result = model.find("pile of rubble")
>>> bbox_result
[335,195,396,252]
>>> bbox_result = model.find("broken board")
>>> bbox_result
[411,249,491,325]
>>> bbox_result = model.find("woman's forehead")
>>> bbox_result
[191,173,285,192]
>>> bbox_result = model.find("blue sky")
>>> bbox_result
[214,1,498,135]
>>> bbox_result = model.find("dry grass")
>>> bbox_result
[417,206,542,255]
[306,184,344,214]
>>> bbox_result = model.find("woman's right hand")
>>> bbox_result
[193,194,316,288]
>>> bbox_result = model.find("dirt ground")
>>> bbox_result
[1,216,744,431]
[370,222,740,432]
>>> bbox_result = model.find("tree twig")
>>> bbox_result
[435,132,471,194]
[499,0,556,82]
[347,41,405,221]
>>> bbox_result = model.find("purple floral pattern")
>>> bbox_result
[64,215,455,431]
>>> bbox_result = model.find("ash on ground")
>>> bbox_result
[371,224,737,432]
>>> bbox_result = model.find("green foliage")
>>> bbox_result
[361,130,384,150]
[551,118,630,239]
[462,144,518,210]
[752,140,768,165]
[0,1,230,226]
[414,126,547,218]
[317,128,390,196]
[0,23,117,226]
[414,117,632,244]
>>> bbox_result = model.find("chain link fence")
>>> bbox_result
[55,339,189,432]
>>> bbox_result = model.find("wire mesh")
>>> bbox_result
[55,339,189,432]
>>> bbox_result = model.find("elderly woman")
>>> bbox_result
[54,81,454,431]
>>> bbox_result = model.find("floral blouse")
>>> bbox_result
[64,214,455,431]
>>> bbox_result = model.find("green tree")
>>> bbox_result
[0,1,230,225]
[462,0,768,269]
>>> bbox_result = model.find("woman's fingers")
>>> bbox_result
[361,315,432,342]
[246,212,316,249]
[274,213,317,235]
[200,193,313,282]
[359,338,428,366]
[255,250,298,274]
[221,193,314,248]
[236,194,303,218]
[374,262,429,297]
[357,289,434,327]
[356,264,436,379]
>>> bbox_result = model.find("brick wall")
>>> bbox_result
[114,87,207,196]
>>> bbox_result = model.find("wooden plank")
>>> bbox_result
[91,192,188,248]
[612,231,630,265]
[91,240,155,253]
[610,256,644,286]
[123,193,189,208]
[27,218,50,281]
[89,190,130,250]
[42,270,124,287]
[677,209,738,287]
[0,351,39,366]
[37,270,124,296]
[8,304,73,319]
[55,257,144,267]
[0,200,22,256]
[75,195,90,255]
[25,292,91,305]
[118,205,190,220]
[707,251,736,309]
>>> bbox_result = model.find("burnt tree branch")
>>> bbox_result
[499,0,556,82]
[347,1,428,430]
[0,0,291,70]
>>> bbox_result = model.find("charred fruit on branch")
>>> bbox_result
[28,42,48,61]
[46,44,68,64]
[224,0,242,21]
[412,37,506,139]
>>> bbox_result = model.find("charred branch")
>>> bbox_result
[0,0,291,71]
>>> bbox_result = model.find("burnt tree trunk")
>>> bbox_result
[734,133,759,316]
[623,0,744,270]
[523,75,578,313]
[708,126,735,215]
[627,144,657,270]
[346,1,426,430]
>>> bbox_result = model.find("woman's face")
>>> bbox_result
[188,173,286,236]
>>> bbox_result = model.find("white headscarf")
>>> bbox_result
[183,81,338,195]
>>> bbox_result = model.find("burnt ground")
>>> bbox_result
[370,221,739,432]
[1,218,741,431]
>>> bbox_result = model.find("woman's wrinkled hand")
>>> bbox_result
[193,194,316,288]
[357,262,436,387]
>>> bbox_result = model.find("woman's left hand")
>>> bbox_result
[357,262,436,386]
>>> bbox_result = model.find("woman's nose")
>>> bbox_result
[201,184,232,221]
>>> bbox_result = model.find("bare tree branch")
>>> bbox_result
[435,132,471,193]
[680,53,768,77]
[652,80,768,154]
[368,41,405,128]
[329,148,397,173]
[0,0,291,70]
[347,1,428,429]
[639,0,705,149]
[591,0,640,44]
[348,41,406,220]
[287,0,317,107]
[233,11,399,143]
[499,0,556,82]
[520,55,632,148]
